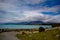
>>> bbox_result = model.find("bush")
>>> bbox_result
[22,32,26,35]
[39,27,45,32]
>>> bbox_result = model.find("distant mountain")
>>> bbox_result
[27,21,44,25]
[0,21,60,25]
[0,21,44,25]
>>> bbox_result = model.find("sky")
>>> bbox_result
[0,0,60,23]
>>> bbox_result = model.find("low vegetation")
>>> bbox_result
[16,28,60,40]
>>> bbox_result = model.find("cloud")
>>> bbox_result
[22,0,46,4]
[43,15,60,23]
[0,0,60,23]
[30,5,60,12]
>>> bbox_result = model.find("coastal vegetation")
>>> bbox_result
[16,27,60,40]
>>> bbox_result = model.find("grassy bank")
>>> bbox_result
[16,28,60,40]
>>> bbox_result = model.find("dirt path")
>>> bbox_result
[0,32,20,40]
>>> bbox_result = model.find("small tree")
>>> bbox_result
[39,27,45,32]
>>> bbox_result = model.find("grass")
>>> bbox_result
[16,28,60,40]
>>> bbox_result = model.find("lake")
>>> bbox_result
[0,25,52,29]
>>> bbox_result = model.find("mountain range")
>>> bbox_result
[0,21,60,25]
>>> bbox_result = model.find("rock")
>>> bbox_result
[56,34,60,37]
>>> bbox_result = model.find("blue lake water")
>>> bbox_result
[0,25,52,29]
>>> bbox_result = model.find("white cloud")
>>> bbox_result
[22,11,44,21]
[23,0,46,4]
[44,15,60,23]
[34,5,60,13]
[0,0,60,23]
